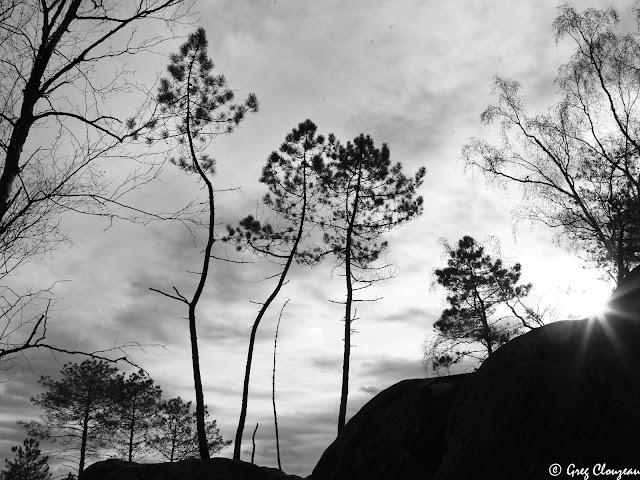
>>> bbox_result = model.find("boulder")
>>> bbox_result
[312,374,471,480]
[433,268,640,480]
[80,457,305,480]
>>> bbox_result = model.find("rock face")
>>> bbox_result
[312,374,471,480]
[80,457,305,480]
[312,266,640,480]
[433,272,640,479]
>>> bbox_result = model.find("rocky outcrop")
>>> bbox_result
[80,457,305,480]
[312,266,640,480]
[433,271,640,479]
[312,374,471,480]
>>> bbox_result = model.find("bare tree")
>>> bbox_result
[463,3,640,285]
[0,0,194,370]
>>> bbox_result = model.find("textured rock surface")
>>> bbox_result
[312,374,471,480]
[433,269,640,480]
[80,457,305,480]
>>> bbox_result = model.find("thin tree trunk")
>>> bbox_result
[170,424,177,462]
[233,162,309,460]
[251,423,258,464]
[184,54,215,460]
[617,225,627,286]
[273,300,288,471]
[79,391,91,476]
[338,166,363,435]
[128,395,136,462]
[475,289,493,357]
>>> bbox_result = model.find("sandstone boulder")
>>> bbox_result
[312,374,471,480]
[434,270,640,480]
[80,457,305,480]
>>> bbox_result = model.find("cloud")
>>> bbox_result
[359,385,380,395]
[359,356,424,387]
[310,356,342,372]
[376,307,428,324]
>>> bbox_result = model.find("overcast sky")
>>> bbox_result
[0,0,633,477]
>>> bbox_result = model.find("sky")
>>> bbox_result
[0,0,634,477]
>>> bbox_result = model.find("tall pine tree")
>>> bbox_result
[148,27,258,459]
[312,134,425,434]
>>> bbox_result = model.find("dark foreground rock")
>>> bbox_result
[434,282,640,479]
[80,457,305,480]
[312,266,640,480]
[312,374,471,480]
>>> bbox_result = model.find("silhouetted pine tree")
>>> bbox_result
[1,438,52,480]
[148,27,258,459]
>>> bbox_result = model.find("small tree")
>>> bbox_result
[224,119,326,459]
[19,360,122,476]
[148,397,230,462]
[0,438,52,480]
[112,369,162,462]
[426,236,543,373]
[312,134,426,435]
[148,27,258,459]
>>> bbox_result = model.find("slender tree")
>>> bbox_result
[0,438,52,480]
[251,423,258,465]
[463,3,640,285]
[272,299,288,471]
[148,397,230,462]
[0,0,194,373]
[19,360,122,476]
[426,236,543,373]
[314,134,426,435]
[148,27,258,459]
[112,369,162,462]
[224,119,325,459]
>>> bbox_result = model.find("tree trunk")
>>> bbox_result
[0,0,83,223]
[79,391,92,475]
[337,166,363,435]
[170,424,177,462]
[189,303,209,460]
[233,162,308,460]
[128,395,136,462]
[251,422,258,464]
[272,301,287,471]
[475,289,493,357]
[184,55,215,460]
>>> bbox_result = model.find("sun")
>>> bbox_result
[560,285,612,320]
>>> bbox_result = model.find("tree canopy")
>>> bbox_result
[426,236,543,373]
[463,4,640,285]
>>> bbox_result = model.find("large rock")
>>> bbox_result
[312,374,471,480]
[80,457,305,480]
[434,269,640,480]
